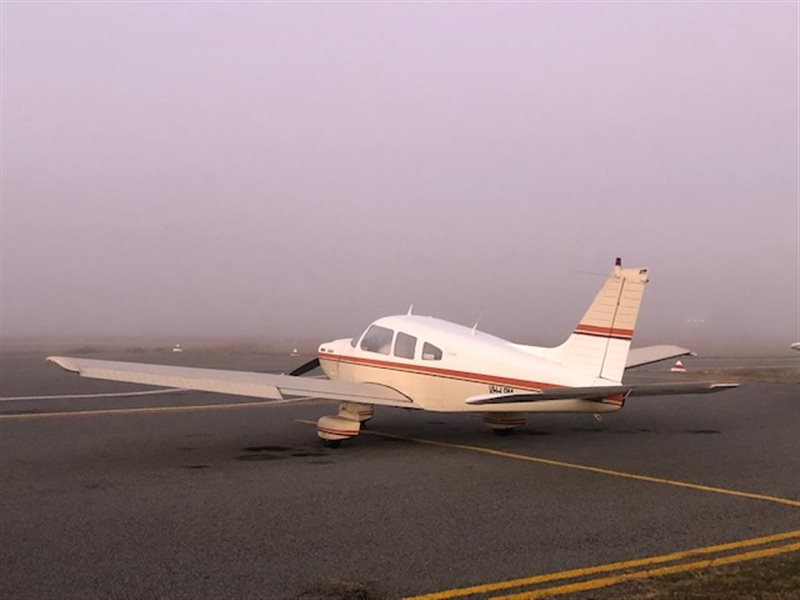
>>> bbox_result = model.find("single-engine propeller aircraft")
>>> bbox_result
[48,259,738,446]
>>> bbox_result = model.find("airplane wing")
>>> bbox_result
[625,345,695,369]
[46,356,414,408]
[465,381,739,405]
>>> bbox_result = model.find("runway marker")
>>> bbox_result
[295,420,800,508]
[402,531,800,600]
[0,389,185,402]
[0,397,324,419]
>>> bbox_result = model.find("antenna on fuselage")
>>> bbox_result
[407,304,414,315]
[471,311,484,335]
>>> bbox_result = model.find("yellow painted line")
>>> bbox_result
[490,541,800,600]
[0,399,326,420]
[313,424,800,509]
[402,530,800,600]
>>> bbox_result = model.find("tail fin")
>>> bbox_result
[557,258,649,382]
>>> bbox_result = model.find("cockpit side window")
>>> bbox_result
[422,342,443,361]
[360,325,394,355]
[394,332,417,359]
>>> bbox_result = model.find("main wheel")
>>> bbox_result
[322,439,342,449]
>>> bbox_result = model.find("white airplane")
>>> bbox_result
[48,259,737,446]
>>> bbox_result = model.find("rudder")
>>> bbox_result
[557,258,649,382]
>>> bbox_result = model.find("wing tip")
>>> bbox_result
[709,382,740,391]
[46,356,80,373]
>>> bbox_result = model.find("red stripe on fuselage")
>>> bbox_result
[574,323,633,340]
[320,354,628,409]
[320,353,558,391]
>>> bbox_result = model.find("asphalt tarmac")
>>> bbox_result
[1,350,798,599]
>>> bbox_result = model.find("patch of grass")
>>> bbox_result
[574,551,800,599]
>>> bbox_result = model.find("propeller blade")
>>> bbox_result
[289,358,320,377]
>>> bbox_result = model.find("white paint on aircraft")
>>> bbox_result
[47,259,738,446]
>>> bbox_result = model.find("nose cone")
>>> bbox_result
[318,338,349,380]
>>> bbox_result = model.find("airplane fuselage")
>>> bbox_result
[317,314,623,414]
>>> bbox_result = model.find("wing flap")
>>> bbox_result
[465,381,738,405]
[47,356,413,407]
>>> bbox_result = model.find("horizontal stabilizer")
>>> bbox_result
[47,356,413,407]
[465,382,739,405]
[626,345,696,369]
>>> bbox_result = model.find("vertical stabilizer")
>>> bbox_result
[557,258,649,382]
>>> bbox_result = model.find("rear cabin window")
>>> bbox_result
[394,332,417,359]
[360,325,393,355]
[422,342,443,361]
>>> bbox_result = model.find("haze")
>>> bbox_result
[1,2,797,354]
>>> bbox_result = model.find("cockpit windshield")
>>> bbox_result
[360,325,394,354]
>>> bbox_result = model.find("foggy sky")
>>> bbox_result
[1,2,798,353]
